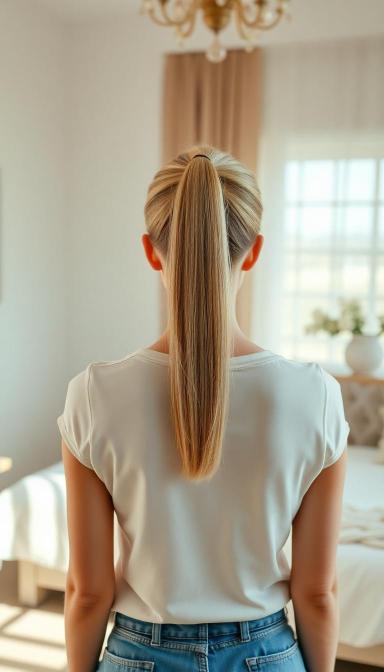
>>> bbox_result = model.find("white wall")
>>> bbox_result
[0,0,68,487]
[0,5,172,489]
[67,16,169,373]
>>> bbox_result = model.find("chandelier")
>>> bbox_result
[139,0,291,63]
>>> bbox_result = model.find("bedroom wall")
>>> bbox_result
[0,0,68,488]
[66,16,169,374]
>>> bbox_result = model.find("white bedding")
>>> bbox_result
[0,461,119,573]
[0,448,383,647]
[0,462,69,572]
[337,446,384,647]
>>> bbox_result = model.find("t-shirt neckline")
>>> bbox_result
[137,347,279,369]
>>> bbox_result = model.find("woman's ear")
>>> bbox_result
[241,234,264,271]
[142,233,163,271]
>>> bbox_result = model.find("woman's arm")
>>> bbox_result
[62,439,116,672]
[64,589,113,672]
[290,449,347,672]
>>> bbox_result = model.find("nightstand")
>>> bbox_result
[328,372,384,449]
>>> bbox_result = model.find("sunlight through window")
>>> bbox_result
[282,157,384,363]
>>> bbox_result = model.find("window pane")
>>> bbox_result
[301,161,335,202]
[379,207,384,248]
[299,254,332,293]
[285,161,300,201]
[282,299,295,337]
[375,298,384,332]
[339,206,373,249]
[294,340,330,362]
[280,341,295,360]
[301,206,333,245]
[380,160,384,200]
[340,256,371,296]
[284,206,298,242]
[377,255,384,296]
[341,159,376,202]
[283,253,332,293]
[283,254,298,292]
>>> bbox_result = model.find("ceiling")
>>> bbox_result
[35,0,384,47]
[36,0,137,20]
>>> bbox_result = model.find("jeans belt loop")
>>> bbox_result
[239,620,251,642]
[151,622,162,647]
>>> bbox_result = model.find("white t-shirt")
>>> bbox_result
[57,346,350,624]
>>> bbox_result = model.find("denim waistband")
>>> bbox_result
[113,607,288,643]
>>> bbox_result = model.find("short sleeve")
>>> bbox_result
[57,365,93,469]
[320,367,350,469]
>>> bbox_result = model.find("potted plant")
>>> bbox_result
[305,298,384,374]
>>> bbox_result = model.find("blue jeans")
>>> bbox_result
[97,606,308,671]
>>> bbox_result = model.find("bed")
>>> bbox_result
[0,376,383,667]
[284,444,384,668]
[285,370,384,668]
[0,460,120,606]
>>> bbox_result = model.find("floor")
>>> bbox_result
[0,561,114,672]
[0,561,379,672]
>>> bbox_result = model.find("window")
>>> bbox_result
[281,156,384,364]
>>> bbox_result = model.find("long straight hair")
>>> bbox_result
[144,145,263,482]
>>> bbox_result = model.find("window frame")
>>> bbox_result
[279,134,384,366]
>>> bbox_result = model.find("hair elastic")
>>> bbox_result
[192,153,210,160]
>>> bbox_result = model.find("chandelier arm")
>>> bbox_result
[235,0,263,27]
[155,0,198,26]
[178,9,198,38]
[234,3,254,41]
[236,1,284,30]
[256,8,284,31]
[178,0,199,35]
[146,7,176,26]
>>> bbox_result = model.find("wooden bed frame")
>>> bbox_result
[15,371,384,668]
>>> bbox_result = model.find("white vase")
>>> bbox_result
[345,334,384,374]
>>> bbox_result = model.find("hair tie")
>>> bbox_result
[192,153,210,160]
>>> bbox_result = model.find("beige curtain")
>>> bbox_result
[159,48,262,336]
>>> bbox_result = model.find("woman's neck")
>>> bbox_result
[147,330,265,357]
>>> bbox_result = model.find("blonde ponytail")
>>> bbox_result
[144,145,263,481]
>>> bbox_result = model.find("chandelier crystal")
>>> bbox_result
[139,0,291,63]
